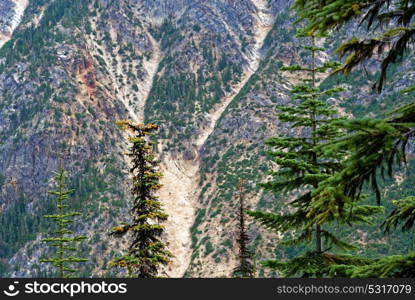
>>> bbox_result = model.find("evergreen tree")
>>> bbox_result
[293,0,415,209]
[110,121,172,278]
[41,161,87,278]
[330,252,415,278]
[248,34,382,277]
[328,196,415,277]
[233,179,255,278]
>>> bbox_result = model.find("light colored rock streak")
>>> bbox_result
[159,0,274,278]
[135,34,161,122]
[0,0,29,49]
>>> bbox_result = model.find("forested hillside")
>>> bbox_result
[0,0,414,278]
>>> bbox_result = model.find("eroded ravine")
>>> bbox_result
[158,0,275,277]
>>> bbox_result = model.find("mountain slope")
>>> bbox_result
[0,0,414,278]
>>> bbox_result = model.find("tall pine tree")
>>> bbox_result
[41,161,87,278]
[110,121,172,278]
[233,179,255,278]
[293,0,415,210]
[248,34,382,277]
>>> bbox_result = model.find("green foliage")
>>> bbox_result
[0,0,89,66]
[40,162,87,278]
[292,0,415,278]
[330,252,415,278]
[191,209,206,248]
[205,241,214,256]
[110,122,172,278]
[0,194,45,259]
[293,0,415,220]
[0,173,5,189]
[263,251,372,278]
[0,260,10,276]
[0,157,120,277]
[293,0,415,91]
[312,102,415,217]
[145,22,243,151]
[383,197,415,233]
[292,0,415,206]
[250,34,346,248]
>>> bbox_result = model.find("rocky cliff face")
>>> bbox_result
[0,0,414,278]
